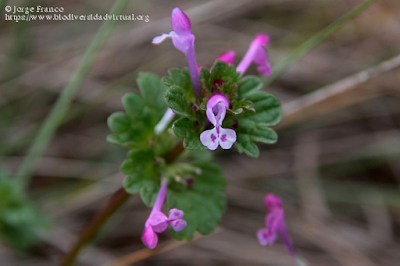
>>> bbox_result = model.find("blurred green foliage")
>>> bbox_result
[0,170,46,251]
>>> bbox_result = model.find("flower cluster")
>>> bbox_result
[257,194,295,257]
[153,7,274,152]
[134,5,284,251]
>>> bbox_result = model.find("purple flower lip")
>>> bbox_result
[200,94,236,150]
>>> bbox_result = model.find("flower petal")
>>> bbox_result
[149,211,169,233]
[254,33,269,46]
[257,228,277,246]
[169,208,184,219]
[215,103,227,125]
[206,105,217,126]
[171,219,187,232]
[200,128,219,150]
[206,94,229,126]
[265,194,282,212]
[152,33,172,44]
[171,32,194,54]
[237,33,271,76]
[207,94,230,110]
[217,50,236,65]
[253,45,271,76]
[219,127,237,149]
[171,8,191,34]
[142,226,158,249]
[266,209,284,234]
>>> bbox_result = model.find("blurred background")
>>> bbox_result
[1,0,400,265]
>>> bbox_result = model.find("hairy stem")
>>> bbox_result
[60,187,130,266]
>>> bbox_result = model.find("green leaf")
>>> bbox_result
[227,89,282,157]
[122,149,160,206]
[122,93,145,119]
[107,73,167,148]
[236,125,278,144]
[167,161,226,240]
[242,91,282,127]
[165,87,190,117]
[235,137,260,157]
[237,76,263,99]
[123,173,144,194]
[140,179,159,206]
[172,118,205,150]
[163,68,193,96]
[121,149,155,175]
[163,68,195,118]
[211,61,240,84]
[199,67,212,89]
[234,125,277,157]
[137,72,167,110]
[107,112,131,134]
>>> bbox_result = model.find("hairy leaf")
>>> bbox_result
[167,161,226,240]
[107,73,167,148]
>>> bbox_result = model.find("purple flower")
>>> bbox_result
[257,194,295,256]
[217,50,236,65]
[200,94,237,150]
[237,34,272,76]
[142,179,187,249]
[153,8,201,97]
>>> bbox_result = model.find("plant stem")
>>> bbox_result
[60,141,184,266]
[60,187,130,266]
[16,0,128,189]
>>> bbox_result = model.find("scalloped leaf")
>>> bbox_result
[225,81,283,157]
[122,149,160,206]
[234,124,278,157]
[172,117,205,150]
[107,73,167,148]
[243,91,282,127]
[167,161,226,240]
[165,87,191,117]
[237,76,263,99]
[163,68,197,118]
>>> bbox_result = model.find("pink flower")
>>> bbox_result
[142,179,187,249]
[237,34,271,76]
[217,50,236,65]
[153,8,201,97]
[257,194,295,256]
[200,94,236,150]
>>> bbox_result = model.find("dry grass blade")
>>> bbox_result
[280,54,400,128]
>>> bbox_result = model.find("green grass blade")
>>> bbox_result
[262,0,377,86]
[16,0,128,188]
